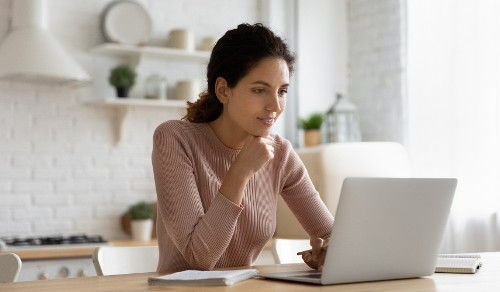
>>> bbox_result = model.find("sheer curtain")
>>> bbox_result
[407,0,500,253]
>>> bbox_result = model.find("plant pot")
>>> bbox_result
[121,202,157,238]
[130,219,153,241]
[304,130,321,147]
[115,86,130,98]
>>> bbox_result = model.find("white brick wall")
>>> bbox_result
[347,0,407,143]
[0,0,408,239]
[0,0,261,239]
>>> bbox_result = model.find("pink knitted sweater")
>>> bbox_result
[152,120,334,272]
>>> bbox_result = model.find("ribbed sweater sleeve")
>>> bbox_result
[280,141,334,240]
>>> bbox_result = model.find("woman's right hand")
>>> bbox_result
[235,135,275,176]
[298,238,329,271]
[218,135,275,205]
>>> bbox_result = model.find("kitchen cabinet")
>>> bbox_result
[89,43,210,143]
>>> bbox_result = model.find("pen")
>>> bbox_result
[296,249,313,256]
[296,246,327,256]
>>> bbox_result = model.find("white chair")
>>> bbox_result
[271,239,311,264]
[0,253,22,283]
[276,142,411,239]
[92,246,159,276]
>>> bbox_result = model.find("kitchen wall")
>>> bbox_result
[347,0,406,143]
[0,0,261,239]
[0,0,404,239]
[296,0,348,119]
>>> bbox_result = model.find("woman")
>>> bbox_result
[152,23,333,272]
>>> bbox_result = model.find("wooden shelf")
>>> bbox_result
[89,97,188,108]
[87,98,187,144]
[91,43,210,62]
[89,43,204,145]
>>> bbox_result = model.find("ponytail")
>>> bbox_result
[182,91,223,123]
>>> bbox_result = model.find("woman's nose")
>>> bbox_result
[266,93,281,112]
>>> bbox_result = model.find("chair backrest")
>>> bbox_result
[276,142,411,239]
[271,239,311,264]
[0,253,22,283]
[92,246,159,276]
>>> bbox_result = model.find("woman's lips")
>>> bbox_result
[258,117,275,126]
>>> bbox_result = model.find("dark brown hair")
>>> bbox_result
[182,23,295,123]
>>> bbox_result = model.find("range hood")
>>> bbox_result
[0,0,91,86]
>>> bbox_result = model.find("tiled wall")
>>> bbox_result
[348,0,406,143]
[0,0,260,239]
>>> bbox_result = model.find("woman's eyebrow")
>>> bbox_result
[251,80,289,87]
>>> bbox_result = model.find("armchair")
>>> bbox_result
[275,142,411,239]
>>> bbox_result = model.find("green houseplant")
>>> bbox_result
[108,64,137,98]
[128,201,153,220]
[298,113,324,147]
[128,201,154,241]
[298,113,324,131]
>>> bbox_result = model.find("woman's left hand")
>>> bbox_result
[297,238,329,271]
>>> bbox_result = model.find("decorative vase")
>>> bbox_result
[304,130,321,147]
[116,87,130,98]
[131,219,153,241]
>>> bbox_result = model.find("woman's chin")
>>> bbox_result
[251,130,272,137]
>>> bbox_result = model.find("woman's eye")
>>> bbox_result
[252,88,265,94]
[279,89,288,96]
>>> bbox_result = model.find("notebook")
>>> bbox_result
[148,269,258,286]
[435,253,482,274]
[261,177,457,285]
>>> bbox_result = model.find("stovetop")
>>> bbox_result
[0,234,108,251]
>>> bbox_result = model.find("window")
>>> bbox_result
[407,0,500,252]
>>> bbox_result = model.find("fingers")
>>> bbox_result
[311,238,324,261]
[300,251,316,270]
[232,135,275,178]
[317,248,327,271]
[300,238,329,271]
[243,135,275,162]
[259,136,275,160]
[301,251,312,263]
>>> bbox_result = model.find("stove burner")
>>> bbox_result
[1,234,107,247]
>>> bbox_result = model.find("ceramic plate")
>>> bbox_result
[102,1,152,45]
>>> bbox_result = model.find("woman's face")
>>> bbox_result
[219,57,290,138]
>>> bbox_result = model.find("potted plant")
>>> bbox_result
[128,201,154,241]
[108,64,137,98]
[298,113,324,147]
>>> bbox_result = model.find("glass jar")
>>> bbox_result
[144,74,167,100]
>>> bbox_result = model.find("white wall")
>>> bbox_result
[0,0,406,239]
[0,0,261,239]
[295,0,405,145]
[296,0,348,119]
[259,0,298,142]
[347,0,407,143]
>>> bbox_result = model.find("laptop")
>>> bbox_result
[261,177,457,285]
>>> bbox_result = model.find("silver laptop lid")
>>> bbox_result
[321,177,457,284]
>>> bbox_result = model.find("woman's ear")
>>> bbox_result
[215,77,230,104]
